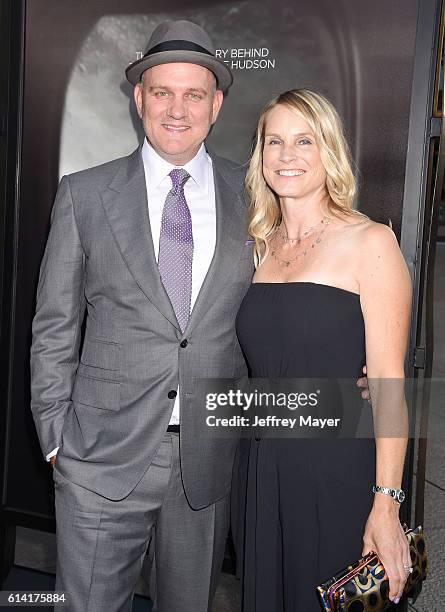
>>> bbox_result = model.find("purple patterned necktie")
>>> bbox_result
[158,168,193,332]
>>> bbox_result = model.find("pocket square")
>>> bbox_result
[244,239,255,246]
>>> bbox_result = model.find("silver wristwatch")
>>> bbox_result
[372,485,405,503]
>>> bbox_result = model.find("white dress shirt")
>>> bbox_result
[46,141,216,460]
[141,139,216,424]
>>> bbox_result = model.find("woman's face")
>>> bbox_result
[262,104,327,203]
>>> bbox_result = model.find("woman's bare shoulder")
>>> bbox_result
[354,220,399,251]
[354,220,410,287]
[334,216,397,248]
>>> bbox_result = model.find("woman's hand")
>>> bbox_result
[362,500,411,604]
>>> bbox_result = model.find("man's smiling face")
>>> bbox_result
[134,62,224,165]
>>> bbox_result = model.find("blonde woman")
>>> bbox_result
[234,90,412,610]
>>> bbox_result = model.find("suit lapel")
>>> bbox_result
[100,148,247,336]
[100,148,181,331]
[185,156,247,336]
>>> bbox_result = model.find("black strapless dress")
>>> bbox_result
[234,282,375,611]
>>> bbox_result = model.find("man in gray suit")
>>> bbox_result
[30,19,253,612]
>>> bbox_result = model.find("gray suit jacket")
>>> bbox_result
[30,146,254,508]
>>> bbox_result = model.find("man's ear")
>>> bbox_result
[211,89,224,125]
[133,83,143,119]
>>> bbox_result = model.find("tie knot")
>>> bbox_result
[169,168,190,189]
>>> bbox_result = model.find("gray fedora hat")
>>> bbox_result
[125,20,233,92]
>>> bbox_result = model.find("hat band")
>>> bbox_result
[144,40,213,58]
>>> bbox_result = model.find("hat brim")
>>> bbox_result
[125,50,233,92]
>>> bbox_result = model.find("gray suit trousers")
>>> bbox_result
[54,433,230,612]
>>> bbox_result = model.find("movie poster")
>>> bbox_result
[10,0,418,531]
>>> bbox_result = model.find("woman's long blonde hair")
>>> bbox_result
[246,89,363,266]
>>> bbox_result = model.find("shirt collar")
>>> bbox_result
[141,138,209,193]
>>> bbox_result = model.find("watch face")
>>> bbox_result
[397,490,406,503]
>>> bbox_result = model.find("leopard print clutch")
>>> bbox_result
[317,525,428,611]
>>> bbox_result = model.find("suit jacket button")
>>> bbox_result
[168,390,177,399]
[180,339,188,348]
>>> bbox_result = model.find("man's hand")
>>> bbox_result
[50,456,56,467]
[357,365,371,402]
